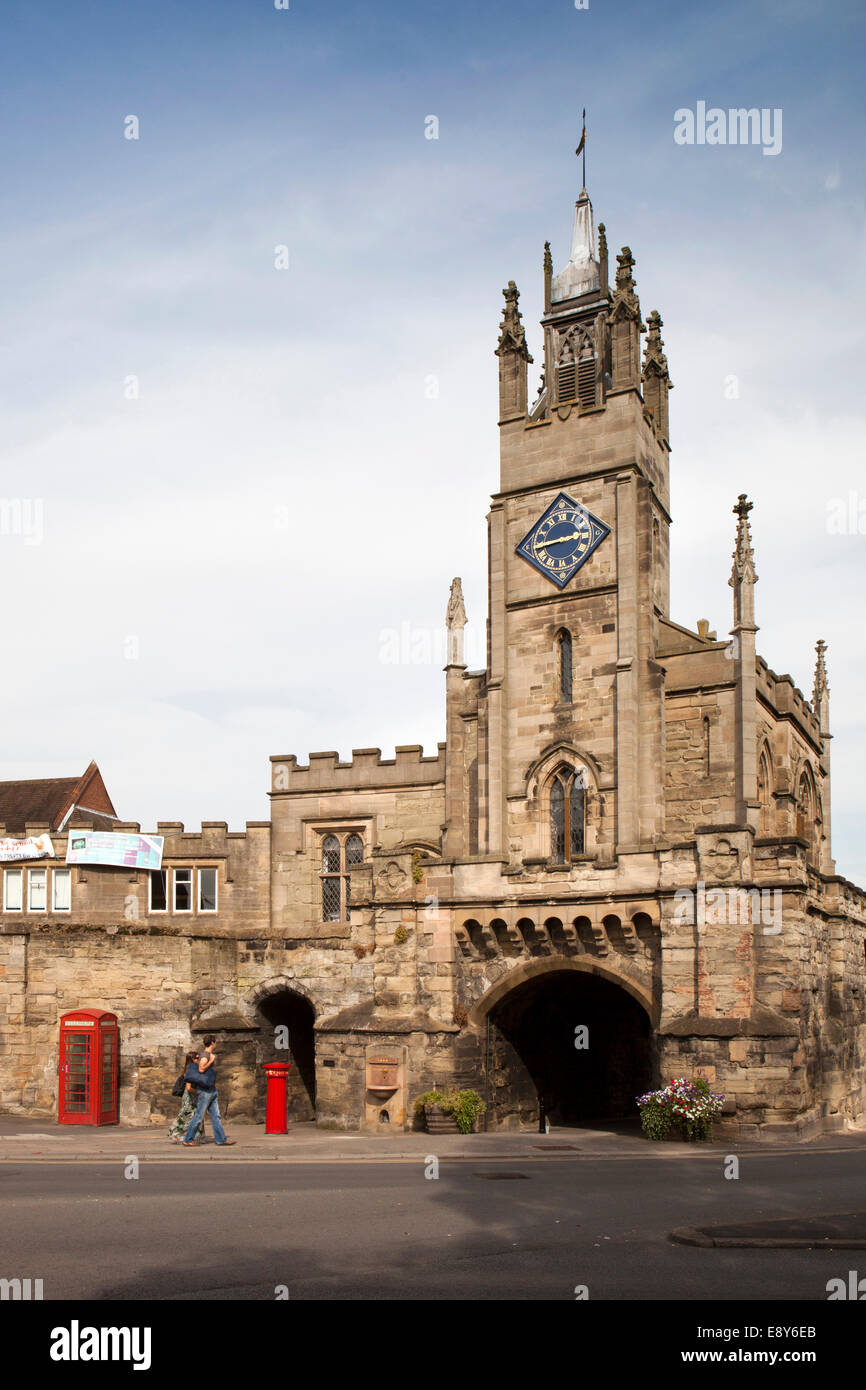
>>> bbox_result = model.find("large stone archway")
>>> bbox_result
[475,962,656,1130]
[468,955,657,1029]
[247,980,317,1123]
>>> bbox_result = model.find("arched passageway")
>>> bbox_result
[486,969,653,1129]
[254,989,316,1122]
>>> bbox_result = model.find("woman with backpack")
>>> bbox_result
[168,1050,206,1143]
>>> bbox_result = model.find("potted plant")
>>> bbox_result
[636,1075,724,1141]
[415,1088,486,1135]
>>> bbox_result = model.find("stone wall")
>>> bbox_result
[0,820,271,1122]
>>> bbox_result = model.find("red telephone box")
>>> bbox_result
[58,1010,119,1125]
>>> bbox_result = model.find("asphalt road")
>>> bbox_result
[1,1150,863,1301]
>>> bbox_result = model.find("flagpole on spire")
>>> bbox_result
[575,108,587,190]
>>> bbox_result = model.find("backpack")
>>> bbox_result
[171,1074,186,1098]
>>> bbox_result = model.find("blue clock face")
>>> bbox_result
[515,491,610,588]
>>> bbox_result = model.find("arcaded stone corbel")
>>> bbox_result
[534,921,554,955]
[621,920,640,954]
[562,920,581,952]
[506,922,527,956]
[481,923,502,957]
[453,924,476,959]
[590,916,610,956]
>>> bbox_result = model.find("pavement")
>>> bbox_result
[2,1110,866,1165]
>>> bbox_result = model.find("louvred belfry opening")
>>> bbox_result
[577,350,596,408]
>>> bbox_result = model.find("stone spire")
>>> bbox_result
[812,638,828,708]
[551,188,600,302]
[495,280,532,421]
[641,309,673,446]
[811,639,834,873]
[730,493,758,597]
[728,495,760,828]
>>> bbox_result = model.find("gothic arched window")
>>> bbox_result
[557,330,597,408]
[796,769,815,842]
[549,768,586,863]
[557,629,573,703]
[320,831,365,922]
[758,749,773,834]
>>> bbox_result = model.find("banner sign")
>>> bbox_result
[0,833,55,863]
[65,832,164,870]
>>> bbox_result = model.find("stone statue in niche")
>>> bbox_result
[446,577,467,665]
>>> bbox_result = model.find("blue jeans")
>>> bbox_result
[184,1088,227,1144]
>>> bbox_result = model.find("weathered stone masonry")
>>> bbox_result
[1,173,863,1138]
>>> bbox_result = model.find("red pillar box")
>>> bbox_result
[263,1062,292,1134]
[58,1010,119,1125]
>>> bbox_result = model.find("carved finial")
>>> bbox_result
[615,247,636,292]
[813,638,828,706]
[611,246,642,324]
[597,222,609,294]
[543,241,552,274]
[734,493,753,523]
[730,494,758,586]
[642,310,670,380]
[446,578,467,665]
[495,280,533,361]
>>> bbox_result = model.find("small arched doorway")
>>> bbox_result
[485,968,653,1129]
[253,989,316,1123]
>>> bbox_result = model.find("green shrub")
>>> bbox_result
[414,1088,487,1134]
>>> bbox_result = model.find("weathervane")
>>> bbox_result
[575,108,587,190]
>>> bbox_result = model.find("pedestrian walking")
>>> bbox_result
[168,1051,205,1143]
[182,1035,236,1147]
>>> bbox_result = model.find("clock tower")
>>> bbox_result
[446,171,674,866]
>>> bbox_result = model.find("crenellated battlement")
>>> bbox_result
[154,821,270,845]
[756,657,822,743]
[3,820,271,848]
[270,744,446,795]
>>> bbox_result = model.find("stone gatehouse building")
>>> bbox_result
[1,176,864,1139]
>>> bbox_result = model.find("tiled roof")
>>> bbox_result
[0,777,79,835]
[0,762,119,836]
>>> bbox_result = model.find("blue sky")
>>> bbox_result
[1,0,864,881]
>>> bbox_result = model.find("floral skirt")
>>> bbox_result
[168,1089,205,1141]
